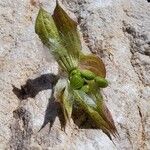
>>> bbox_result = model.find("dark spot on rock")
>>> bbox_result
[123,25,137,38]
[144,51,150,56]
[30,0,39,6]
[10,107,33,150]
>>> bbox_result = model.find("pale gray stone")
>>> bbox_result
[0,0,150,149]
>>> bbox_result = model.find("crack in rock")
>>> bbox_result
[137,106,147,150]
[122,21,150,86]
[9,107,33,150]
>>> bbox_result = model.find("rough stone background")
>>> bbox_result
[0,0,150,149]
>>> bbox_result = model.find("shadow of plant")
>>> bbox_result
[12,74,58,99]
[12,74,100,132]
[39,88,66,132]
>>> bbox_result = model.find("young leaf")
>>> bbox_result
[54,79,73,123]
[79,54,106,78]
[35,2,118,140]
[94,92,118,137]
[35,8,60,46]
[35,8,76,72]
[73,90,117,139]
[54,78,67,100]
[86,80,118,137]
[60,85,73,122]
[53,1,81,67]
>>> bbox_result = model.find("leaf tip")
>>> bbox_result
[35,7,44,34]
[56,0,59,5]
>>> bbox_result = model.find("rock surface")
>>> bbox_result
[0,0,150,149]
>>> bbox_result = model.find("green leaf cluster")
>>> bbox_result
[35,1,118,139]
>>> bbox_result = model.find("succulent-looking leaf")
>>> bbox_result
[73,90,117,139]
[53,1,81,67]
[70,74,84,90]
[94,76,108,88]
[80,69,96,80]
[79,53,106,78]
